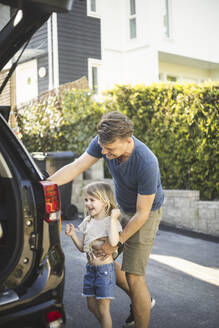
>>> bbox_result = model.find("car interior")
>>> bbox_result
[0,155,20,287]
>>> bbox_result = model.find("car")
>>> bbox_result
[0,1,73,327]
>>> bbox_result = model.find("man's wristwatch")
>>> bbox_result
[117,241,123,248]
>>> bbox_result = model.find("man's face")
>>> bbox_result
[98,137,130,160]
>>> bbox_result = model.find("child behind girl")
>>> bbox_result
[65,181,122,328]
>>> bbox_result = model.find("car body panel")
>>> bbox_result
[0,113,66,326]
[0,2,73,326]
[0,0,74,13]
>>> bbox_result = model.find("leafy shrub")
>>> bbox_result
[17,89,104,154]
[17,82,219,200]
[103,82,219,200]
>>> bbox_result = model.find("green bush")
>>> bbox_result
[103,82,219,200]
[17,95,62,152]
[58,89,103,154]
[17,89,104,155]
[17,83,219,200]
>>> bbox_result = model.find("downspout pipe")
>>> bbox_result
[47,16,53,90]
[52,13,59,89]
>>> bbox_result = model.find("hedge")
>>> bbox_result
[16,82,219,200]
[103,82,219,200]
[17,89,103,155]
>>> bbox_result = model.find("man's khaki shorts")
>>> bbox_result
[120,208,162,276]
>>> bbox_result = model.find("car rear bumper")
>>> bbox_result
[0,298,65,327]
[0,255,65,327]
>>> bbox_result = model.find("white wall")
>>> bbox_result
[98,0,219,92]
[98,0,159,90]
[99,46,159,91]
[99,50,124,90]
[123,46,159,85]
[150,0,219,63]
[16,60,38,105]
[99,0,126,51]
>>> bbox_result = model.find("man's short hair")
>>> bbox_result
[97,111,134,144]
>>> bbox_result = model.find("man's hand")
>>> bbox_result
[92,237,117,258]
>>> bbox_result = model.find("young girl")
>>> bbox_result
[65,181,122,328]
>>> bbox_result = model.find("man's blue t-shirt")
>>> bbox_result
[86,136,164,213]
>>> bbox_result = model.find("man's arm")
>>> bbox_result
[47,152,99,186]
[119,193,155,244]
[108,209,121,246]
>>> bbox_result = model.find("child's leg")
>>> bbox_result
[97,298,112,328]
[87,296,101,322]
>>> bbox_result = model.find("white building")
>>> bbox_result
[88,0,219,93]
[1,0,219,106]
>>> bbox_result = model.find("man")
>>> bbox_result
[48,111,164,328]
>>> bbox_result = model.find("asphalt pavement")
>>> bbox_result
[61,218,219,328]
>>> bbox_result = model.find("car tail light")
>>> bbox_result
[39,181,61,223]
[47,309,64,328]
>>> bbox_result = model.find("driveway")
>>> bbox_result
[61,218,219,328]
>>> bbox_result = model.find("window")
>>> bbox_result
[88,59,101,94]
[129,0,136,39]
[92,66,98,93]
[87,0,100,18]
[167,75,177,82]
[90,0,96,12]
[130,18,136,39]
[159,73,165,82]
[159,73,178,82]
[162,0,170,38]
[130,0,136,15]
[159,72,204,84]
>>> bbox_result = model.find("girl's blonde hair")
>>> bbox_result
[83,181,117,217]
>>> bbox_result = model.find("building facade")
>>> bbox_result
[97,0,219,92]
[13,0,101,105]
[1,0,219,106]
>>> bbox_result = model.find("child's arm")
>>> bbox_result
[65,223,85,252]
[109,209,121,246]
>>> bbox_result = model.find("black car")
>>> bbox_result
[0,1,73,327]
